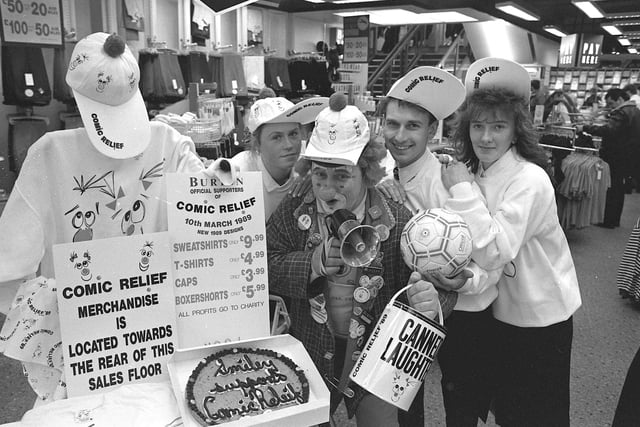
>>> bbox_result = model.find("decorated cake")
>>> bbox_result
[185,347,310,425]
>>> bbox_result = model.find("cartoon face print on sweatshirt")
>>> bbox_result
[101,159,166,236]
[65,172,112,242]
[64,159,166,240]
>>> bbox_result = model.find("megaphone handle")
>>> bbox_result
[392,283,444,326]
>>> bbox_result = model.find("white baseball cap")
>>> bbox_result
[66,32,150,159]
[247,96,329,133]
[303,93,370,166]
[386,66,465,120]
[464,57,531,103]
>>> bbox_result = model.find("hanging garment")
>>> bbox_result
[138,49,186,104]
[217,53,247,97]
[53,42,76,104]
[7,116,49,174]
[242,56,265,92]
[556,152,610,229]
[264,56,291,93]
[178,51,212,85]
[617,217,640,304]
[1,46,51,106]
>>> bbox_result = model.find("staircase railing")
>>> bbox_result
[366,25,421,92]
[436,29,467,75]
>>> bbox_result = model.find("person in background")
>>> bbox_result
[442,57,582,427]
[267,93,456,427]
[529,79,547,116]
[231,96,328,222]
[580,88,640,227]
[376,66,502,427]
[584,86,603,109]
[543,90,575,124]
[623,83,640,109]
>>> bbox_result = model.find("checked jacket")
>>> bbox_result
[266,187,456,418]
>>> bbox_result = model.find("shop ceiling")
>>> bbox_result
[251,0,640,51]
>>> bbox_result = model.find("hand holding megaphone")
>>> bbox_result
[325,209,381,268]
[311,236,343,278]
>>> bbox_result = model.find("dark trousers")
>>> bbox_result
[493,317,573,427]
[604,166,626,227]
[613,345,640,426]
[438,308,495,427]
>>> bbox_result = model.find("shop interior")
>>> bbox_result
[1,0,640,426]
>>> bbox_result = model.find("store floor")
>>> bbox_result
[2,194,640,426]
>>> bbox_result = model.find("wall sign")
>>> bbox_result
[166,171,270,349]
[54,232,177,397]
[0,0,63,46]
[577,34,603,67]
[558,34,579,68]
[343,15,369,63]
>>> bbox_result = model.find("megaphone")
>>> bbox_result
[210,158,238,185]
[326,209,381,268]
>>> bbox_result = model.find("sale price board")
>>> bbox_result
[53,232,177,397]
[343,15,369,64]
[166,172,270,349]
[0,0,63,46]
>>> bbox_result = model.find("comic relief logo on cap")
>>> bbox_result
[285,100,326,118]
[404,74,445,92]
[90,113,123,151]
[472,66,500,89]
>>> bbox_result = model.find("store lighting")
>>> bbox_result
[543,26,567,37]
[619,38,631,46]
[495,2,540,21]
[332,0,385,3]
[304,0,325,3]
[333,8,476,24]
[572,1,604,19]
[601,24,622,35]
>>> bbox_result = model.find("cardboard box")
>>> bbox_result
[167,334,330,426]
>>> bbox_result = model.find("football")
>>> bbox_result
[400,208,473,278]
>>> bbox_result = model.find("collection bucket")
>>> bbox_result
[349,284,447,411]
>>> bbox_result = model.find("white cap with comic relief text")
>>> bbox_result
[303,93,370,166]
[247,96,329,133]
[386,66,465,120]
[66,32,150,159]
[464,57,531,103]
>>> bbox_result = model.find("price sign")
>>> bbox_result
[0,0,63,46]
[166,172,270,349]
[343,36,368,63]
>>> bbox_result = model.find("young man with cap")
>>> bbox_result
[0,32,209,402]
[231,96,328,221]
[442,57,581,426]
[266,93,456,426]
[377,66,501,427]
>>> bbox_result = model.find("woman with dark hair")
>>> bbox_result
[442,58,582,427]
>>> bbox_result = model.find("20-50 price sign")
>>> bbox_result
[0,0,63,46]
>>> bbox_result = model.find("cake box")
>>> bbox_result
[167,334,330,426]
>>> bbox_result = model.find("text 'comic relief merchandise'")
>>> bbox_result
[400,208,472,278]
[350,285,446,411]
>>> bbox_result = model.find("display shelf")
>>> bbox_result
[548,67,640,108]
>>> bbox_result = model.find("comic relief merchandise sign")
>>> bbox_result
[350,289,446,411]
[166,172,269,349]
[53,232,177,397]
